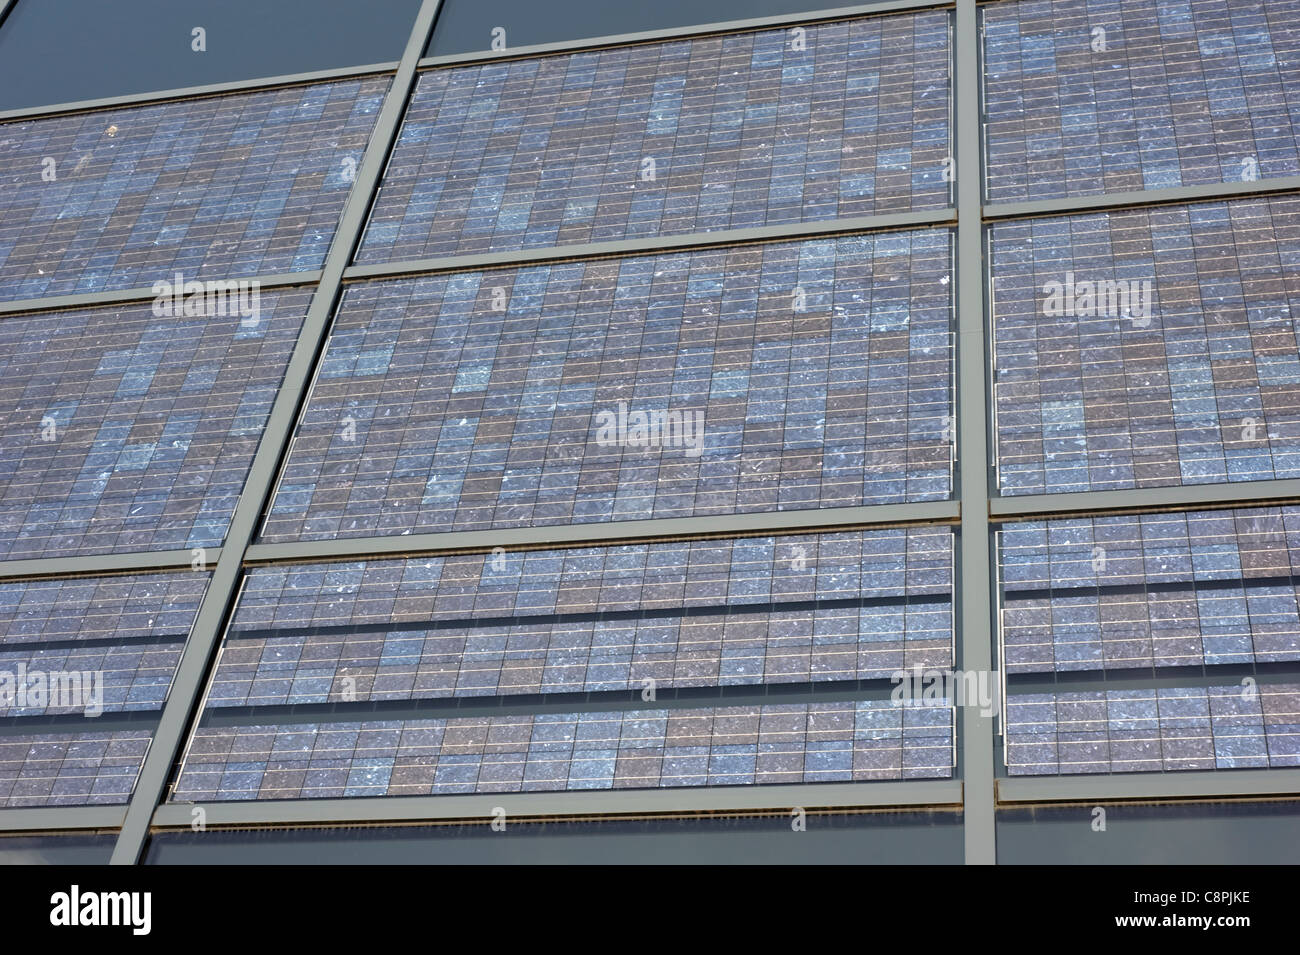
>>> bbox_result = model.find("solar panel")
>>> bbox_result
[173,700,955,800]
[983,0,1300,202]
[0,570,207,806]
[205,528,953,707]
[0,289,312,559]
[0,77,389,301]
[357,11,951,263]
[991,195,1300,496]
[0,730,154,806]
[263,232,954,543]
[1000,508,1300,672]
[1005,682,1300,775]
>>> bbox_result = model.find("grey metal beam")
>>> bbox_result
[955,0,996,866]
[342,209,956,283]
[151,779,964,829]
[0,271,322,318]
[989,478,1300,521]
[997,768,1300,805]
[418,0,953,69]
[0,806,124,833]
[107,0,448,866]
[0,548,220,582]
[0,64,398,125]
[983,175,1300,221]
[246,501,960,565]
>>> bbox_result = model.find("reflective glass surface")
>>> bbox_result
[0,77,388,301]
[983,0,1300,202]
[265,233,953,543]
[361,12,951,262]
[0,289,311,559]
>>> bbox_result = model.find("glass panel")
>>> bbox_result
[426,0,883,57]
[0,832,116,864]
[1000,508,1300,672]
[173,700,954,801]
[991,195,1300,496]
[0,291,312,559]
[146,811,962,864]
[363,11,951,262]
[1004,682,1300,775]
[0,77,389,301]
[266,232,953,543]
[207,528,952,706]
[983,0,1300,202]
[0,571,208,806]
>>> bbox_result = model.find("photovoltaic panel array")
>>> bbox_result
[0,288,312,560]
[262,233,953,543]
[983,0,1300,202]
[1000,508,1300,672]
[355,11,951,263]
[173,701,955,801]
[203,528,952,708]
[0,571,208,806]
[1005,682,1300,774]
[991,195,1300,496]
[0,76,389,302]
[0,731,155,806]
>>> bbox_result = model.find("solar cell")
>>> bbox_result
[0,289,312,559]
[0,77,389,301]
[992,195,1300,496]
[173,700,955,800]
[358,12,951,262]
[264,232,954,543]
[206,528,953,707]
[983,0,1300,202]
[1000,508,1300,672]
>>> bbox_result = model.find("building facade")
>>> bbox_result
[0,0,1298,864]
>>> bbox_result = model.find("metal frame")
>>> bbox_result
[0,548,221,582]
[103,0,451,865]
[151,780,964,829]
[0,0,1295,864]
[954,0,996,866]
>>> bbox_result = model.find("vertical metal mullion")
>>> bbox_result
[107,0,447,865]
[955,0,996,865]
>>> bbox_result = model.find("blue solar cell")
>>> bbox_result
[263,232,954,542]
[0,77,389,301]
[1000,508,1300,672]
[992,195,1300,496]
[983,0,1300,202]
[172,700,955,800]
[0,730,154,806]
[0,570,207,806]
[204,529,953,707]
[357,12,951,262]
[0,289,312,559]
[1005,682,1300,775]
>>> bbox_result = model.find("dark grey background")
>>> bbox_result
[144,811,964,864]
[0,0,422,111]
